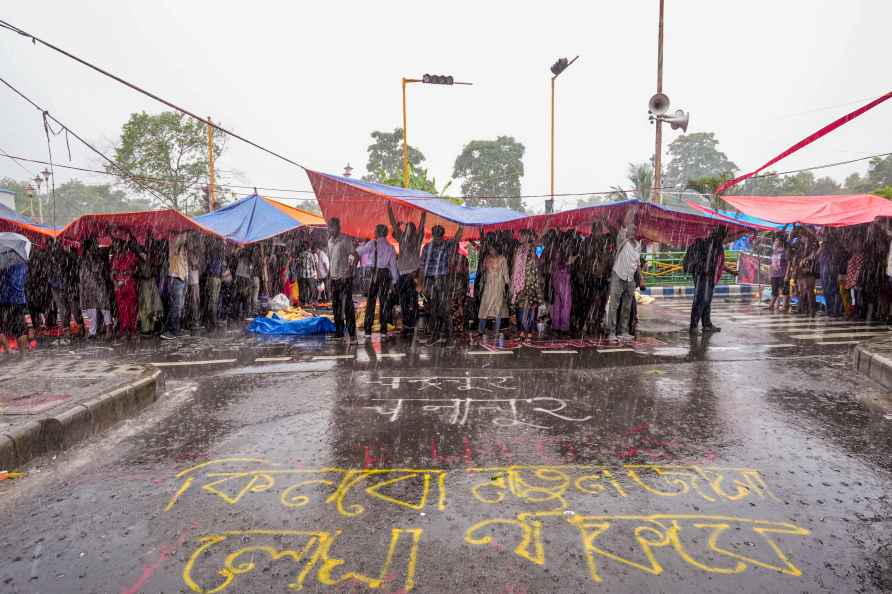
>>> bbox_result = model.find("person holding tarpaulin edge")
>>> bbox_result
[357,224,399,338]
[685,225,733,333]
[387,203,426,337]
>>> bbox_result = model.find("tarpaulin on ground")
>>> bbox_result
[721,194,892,227]
[248,314,336,336]
[59,209,213,244]
[0,202,60,247]
[307,170,526,240]
[685,200,786,231]
[194,194,325,244]
[480,200,758,247]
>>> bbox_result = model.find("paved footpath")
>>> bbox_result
[0,357,161,469]
[0,299,891,593]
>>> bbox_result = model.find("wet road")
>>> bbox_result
[2,299,892,593]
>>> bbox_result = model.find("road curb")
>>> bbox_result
[0,368,162,470]
[853,341,892,391]
[642,284,765,299]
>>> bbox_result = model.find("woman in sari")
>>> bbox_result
[511,230,543,340]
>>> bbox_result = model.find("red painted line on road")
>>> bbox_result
[120,522,197,594]
[463,435,474,465]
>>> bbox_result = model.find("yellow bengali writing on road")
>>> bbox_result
[168,458,810,592]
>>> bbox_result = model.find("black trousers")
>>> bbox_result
[425,275,451,338]
[690,274,715,328]
[332,278,356,337]
[397,273,418,330]
[364,269,392,333]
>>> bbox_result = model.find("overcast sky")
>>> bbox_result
[1,1,889,212]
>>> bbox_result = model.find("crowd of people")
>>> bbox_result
[4,204,891,354]
[765,220,892,322]
[331,206,650,344]
[0,229,331,352]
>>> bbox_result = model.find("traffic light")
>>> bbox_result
[422,74,454,85]
[201,184,210,212]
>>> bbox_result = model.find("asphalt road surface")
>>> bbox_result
[2,298,891,593]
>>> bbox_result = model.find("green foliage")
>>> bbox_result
[664,132,738,191]
[111,111,226,211]
[844,155,892,193]
[626,162,654,201]
[376,166,455,201]
[364,128,425,183]
[0,177,150,226]
[452,136,525,211]
[732,171,841,196]
[872,185,892,200]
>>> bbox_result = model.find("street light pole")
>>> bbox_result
[652,0,665,204]
[547,56,579,214]
[402,75,472,188]
[33,175,44,224]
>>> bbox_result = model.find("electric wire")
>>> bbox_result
[0,75,170,207]
[0,18,307,172]
[2,149,890,204]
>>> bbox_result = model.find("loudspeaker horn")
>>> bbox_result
[663,109,689,133]
[648,93,670,115]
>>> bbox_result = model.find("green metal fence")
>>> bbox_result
[640,251,740,286]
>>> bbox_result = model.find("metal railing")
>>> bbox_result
[640,251,740,286]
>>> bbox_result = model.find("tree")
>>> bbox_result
[47,181,151,225]
[626,162,654,201]
[664,132,738,191]
[872,186,892,200]
[0,177,151,225]
[376,165,445,195]
[686,174,734,209]
[452,136,525,210]
[364,128,425,183]
[111,111,226,212]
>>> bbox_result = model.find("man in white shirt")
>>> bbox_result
[356,224,399,337]
[605,207,640,343]
[327,218,358,340]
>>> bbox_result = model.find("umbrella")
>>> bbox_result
[0,232,31,271]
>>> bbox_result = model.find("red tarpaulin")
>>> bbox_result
[480,201,756,246]
[721,194,892,227]
[309,170,757,246]
[59,210,218,245]
[307,170,526,240]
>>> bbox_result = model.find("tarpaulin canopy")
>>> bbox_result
[59,209,213,244]
[0,202,60,247]
[194,194,325,244]
[721,194,892,227]
[480,199,759,246]
[685,200,786,231]
[307,170,526,240]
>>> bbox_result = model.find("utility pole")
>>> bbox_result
[207,116,217,211]
[652,0,665,204]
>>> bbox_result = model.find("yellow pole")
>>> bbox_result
[402,78,409,188]
[548,77,555,213]
[207,116,217,211]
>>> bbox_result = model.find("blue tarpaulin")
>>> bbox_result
[194,194,324,244]
[248,314,337,336]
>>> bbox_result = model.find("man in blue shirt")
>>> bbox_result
[0,261,29,354]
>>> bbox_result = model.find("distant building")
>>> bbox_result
[0,188,14,212]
